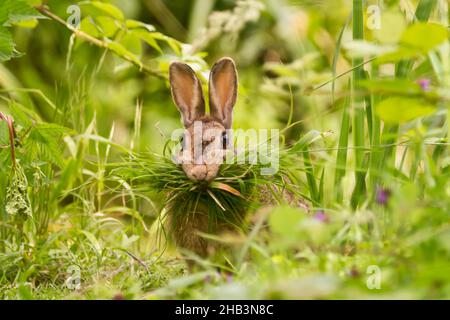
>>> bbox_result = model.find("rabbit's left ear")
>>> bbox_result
[209,57,238,129]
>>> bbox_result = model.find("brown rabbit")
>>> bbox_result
[168,58,240,260]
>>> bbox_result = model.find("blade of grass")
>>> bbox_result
[368,64,382,195]
[351,0,366,209]
[331,13,352,103]
[382,0,437,168]
[334,79,351,202]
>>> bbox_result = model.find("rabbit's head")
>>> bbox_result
[169,58,238,182]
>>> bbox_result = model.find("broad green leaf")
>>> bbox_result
[79,17,100,38]
[400,23,448,52]
[375,46,420,64]
[0,0,44,25]
[24,0,42,5]
[79,1,124,21]
[119,32,142,56]
[130,29,162,53]
[10,19,39,28]
[0,0,44,61]
[358,79,423,95]
[93,16,119,38]
[125,19,155,32]
[106,40,142,68]
[152,32,182,55]
[375,97,436,123]
[372,10,406,44]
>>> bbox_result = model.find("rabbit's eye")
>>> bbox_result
[222,131,228,149]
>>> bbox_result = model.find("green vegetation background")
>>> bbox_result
[0,0,449,299]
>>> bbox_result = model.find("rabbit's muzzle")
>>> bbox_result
[178,118,227,182]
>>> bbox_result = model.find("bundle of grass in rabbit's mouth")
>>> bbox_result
[112,148,303,229]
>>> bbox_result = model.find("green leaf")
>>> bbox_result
[25,123,72,167]
[79,1,124,21]
[0,27,14,61]
[93,16,119,38]
[375,46,420,64]
[375,97,436,123]
[106,40,142,67]
[372,10,406,44]
[125,19,155,32]
[358,79,423,95]
[151,32,182,55]
[79,17,101,38]
[0,0,44,61]
[0,0,44,25]
[400,23,448,52]
[130,29,162,53]
[119,32,142,56]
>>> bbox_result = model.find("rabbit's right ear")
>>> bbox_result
[169,62,205,127]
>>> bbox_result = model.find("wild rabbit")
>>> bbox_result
[168,57,240,260]
[168,57,306,263]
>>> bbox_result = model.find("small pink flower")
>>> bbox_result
[416,78,431,91]
[314,210,329,223]
[376,188,391,206]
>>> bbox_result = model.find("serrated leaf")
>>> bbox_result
[0,0,44,25]
[25,123,72,166]
[0,27,14,61]
[375,97,436,123]
[0,0,44,61]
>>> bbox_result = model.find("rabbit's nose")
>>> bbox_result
[191,165,208,181]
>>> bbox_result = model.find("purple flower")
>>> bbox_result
[376,188,391,206]
[314,210,329,223]
[416,78,431,91]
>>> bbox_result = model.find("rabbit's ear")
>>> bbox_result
[209,57,238,129]
[169,62,205,127]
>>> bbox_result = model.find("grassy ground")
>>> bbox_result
[0,0,449,299]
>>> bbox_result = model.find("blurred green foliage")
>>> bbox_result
[0,0,449,299]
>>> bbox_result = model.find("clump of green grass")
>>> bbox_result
[111,144,307,234]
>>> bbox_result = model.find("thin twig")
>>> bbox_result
[35,5,166,80]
